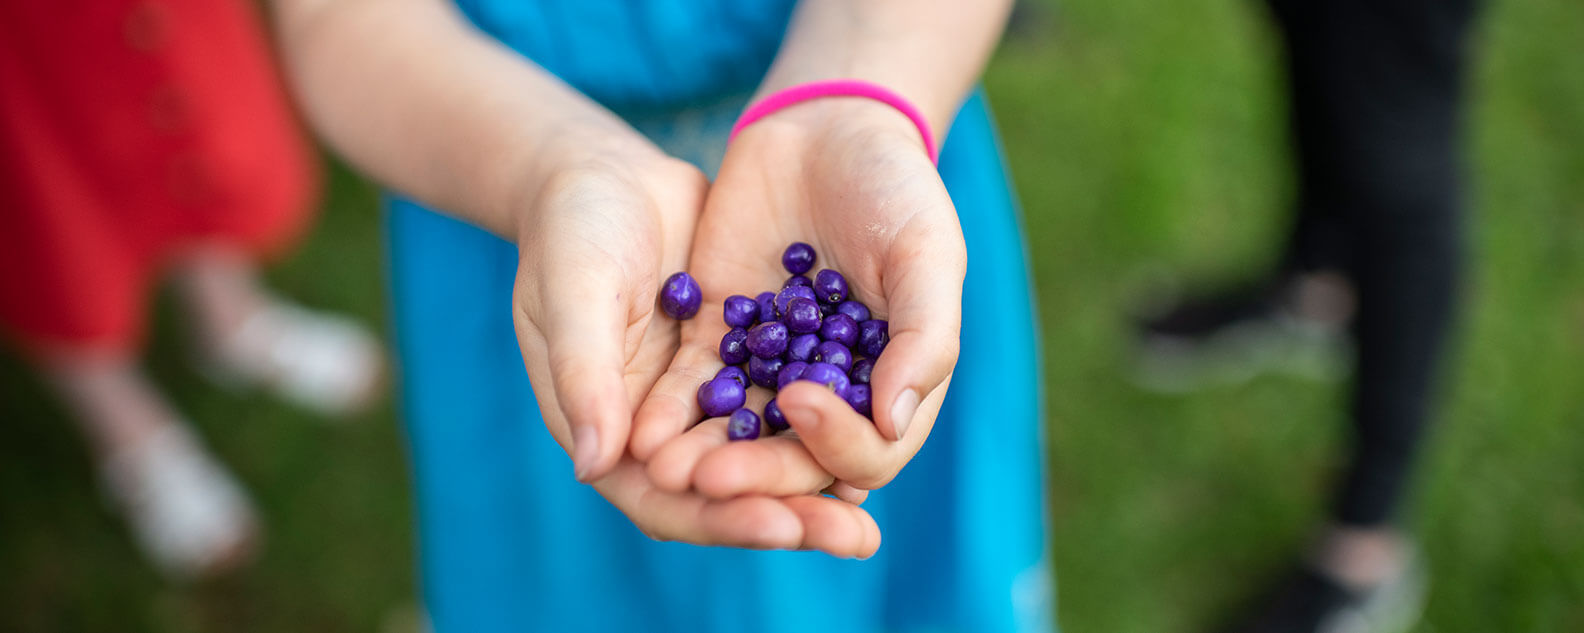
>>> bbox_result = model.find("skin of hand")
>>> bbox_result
[272,0,881,557]
[631,99,967,501]
[511,148,704,482]
[626,0,1007,504]
[511,147,881,556]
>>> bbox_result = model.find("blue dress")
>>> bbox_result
[386,2,1052,631]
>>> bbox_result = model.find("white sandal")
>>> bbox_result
[100,424,260,580]
[202,301,384,417]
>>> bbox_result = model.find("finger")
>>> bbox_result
[630,309,728,460]
[540,280,640,483]
[603,459,876,556]
[692,435,836,499]
[646,417,732,493]
[597,461,804,549]
[870,219,965,442]
[696,496,810,549]
[782,495,882,559]
[774,382,900,489]
[647,386,774,492]
[823,481,869,505]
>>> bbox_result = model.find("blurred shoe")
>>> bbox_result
[200,300,384,417]
[1130,272,1354,393]
[1004,0,1057,42]
[1220,550,1427,633]
[100,424,260,580]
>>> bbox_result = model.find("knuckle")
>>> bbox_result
[637,522,674,543]
[548,360,599,408]
[856,472,897,490]
[651,156,708,189]
[512,276,553,328]
[937,336,962,367]
[845,460,895,491]
[548,352,587,383]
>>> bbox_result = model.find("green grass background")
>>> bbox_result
[2,0,1580,630]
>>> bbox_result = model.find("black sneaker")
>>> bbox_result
[1220,555,1427,633]
[1130,273,1352,393]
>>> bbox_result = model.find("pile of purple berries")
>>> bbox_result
[659,243,889,441]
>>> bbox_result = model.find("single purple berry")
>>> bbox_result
[813,340,853,373]
[818,313,859,348]
[782,242,816,275]
[812,269,848,305]
[716,365,749,388]
[659,272,702,319]
[764,399,789,431]
[748,355,785,389]
[727,408,761,441]
[858,319,890,357]
[835,300,870,323]
[783,298,823,334]
[777,361,810,389]
[850,357,875,385]
[786,333,820,363]
[783,274,812,289]
[755,291,778,322]
[719,327,750,365]
[774,285,817,317]
[697,377,746,418]
[844,384,873,418]
[722,294,759,329]
[800,362,850,397]
[745,321,789,359]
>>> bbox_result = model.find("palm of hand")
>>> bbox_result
[632,115,968,504]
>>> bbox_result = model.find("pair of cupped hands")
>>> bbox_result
[511,100,966,559]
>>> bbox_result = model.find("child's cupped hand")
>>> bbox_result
[511,149,879,557]
[629,99,967,508]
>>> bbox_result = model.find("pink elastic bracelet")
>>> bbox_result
[730,79,939,166]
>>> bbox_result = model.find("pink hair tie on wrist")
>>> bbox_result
[730,79,939,166]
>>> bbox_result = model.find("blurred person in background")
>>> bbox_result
[1129,0,1481,631]
[0,1,382,579]
[272,0,1048,632]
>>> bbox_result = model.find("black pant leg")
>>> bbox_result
[1268,0,1480,526]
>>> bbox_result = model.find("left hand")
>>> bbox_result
[629,99,967,501]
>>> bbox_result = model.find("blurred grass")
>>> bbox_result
[989,0,1584,631]
[2,0,1581,631]
[0,165,413,633]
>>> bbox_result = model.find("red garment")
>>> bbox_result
[0,0,316,353]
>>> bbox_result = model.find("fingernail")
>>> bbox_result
[889,389,919,441]
[572,425,599,482]
[783,401,820,433]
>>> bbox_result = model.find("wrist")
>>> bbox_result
[736,93,929,160]
[498,120,667,240]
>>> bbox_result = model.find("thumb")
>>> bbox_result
[539,272,637,483]
[868,223,965,442]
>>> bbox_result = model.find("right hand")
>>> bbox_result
[510,145,879,556]
[629,101,966,507]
